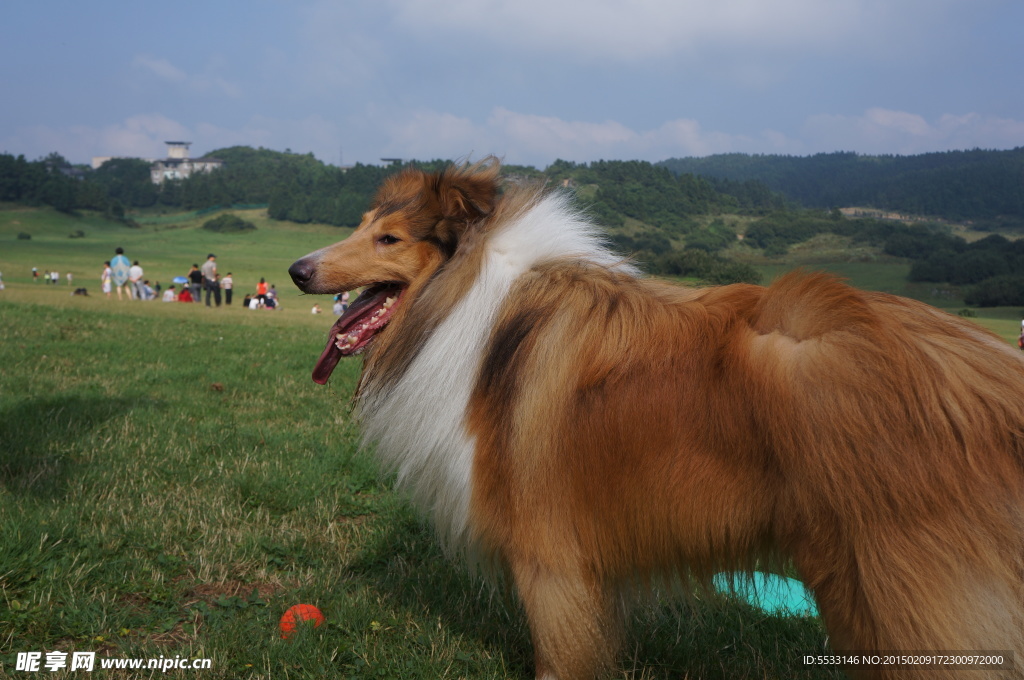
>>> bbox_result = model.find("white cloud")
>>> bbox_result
[133,55,187,83]
[384,0,941,61]
[374,106,800,165]
[2,113,344,165]
[8,106,1020,172]
[2,114,191,162]
[373,104,1024,167]
[488,108,636,157]
[131,54,242,98]
[101,114,192,157]
[374,110,489,164]
[803,108,1024,154]
[195,114,344,160]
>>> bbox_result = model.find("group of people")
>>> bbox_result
[101,249,153,300]
[181,254,233,306]
[242,278,279,310]
[99,249,235,305]
[62,246,283,311]
[32,268,73,286]
[312,292,351,315]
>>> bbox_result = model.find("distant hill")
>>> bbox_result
[659,148,1024,227]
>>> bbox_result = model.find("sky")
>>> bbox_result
[3,0,1023,169]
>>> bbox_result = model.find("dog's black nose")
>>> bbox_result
[288,258,316,289]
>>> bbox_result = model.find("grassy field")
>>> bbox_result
[0,203,352,313]
[1,204,1017,679]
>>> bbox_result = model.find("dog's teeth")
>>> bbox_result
[335,331,360,351]
[383,297,395,308]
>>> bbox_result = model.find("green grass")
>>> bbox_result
[0,294,840,679]
[7,203,1017,678]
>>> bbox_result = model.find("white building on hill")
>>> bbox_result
[149,142,223,184]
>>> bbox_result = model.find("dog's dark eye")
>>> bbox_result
[377,234,400,245]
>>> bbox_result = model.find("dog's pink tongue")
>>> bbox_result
[312,339,342,385]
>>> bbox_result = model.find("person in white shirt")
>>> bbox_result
[221,272,233,305]
[128,261,144,300]
[101,262,112,298]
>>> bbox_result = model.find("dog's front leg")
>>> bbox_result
[511,558,621,680]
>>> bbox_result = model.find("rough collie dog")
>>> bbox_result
[289,159,1024,680]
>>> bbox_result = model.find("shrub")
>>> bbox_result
[964,275,1024,307]
[202,213,257,233]
[17,232,31,240]
[685,219,734,253]
[744,212,829,252]
[609,232,673,256]
[648,248,761,285]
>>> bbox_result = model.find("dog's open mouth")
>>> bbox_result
[312,283,404,384]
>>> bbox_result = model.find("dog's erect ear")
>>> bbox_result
[434,158,500,223]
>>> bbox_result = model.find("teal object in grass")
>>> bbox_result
[713,572,819,617]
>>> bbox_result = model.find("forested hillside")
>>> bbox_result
[1,149,780,283]
[0,153,121,218]
[8,146,1024,298]
[1,148,784,224]
[660,148,1024,226]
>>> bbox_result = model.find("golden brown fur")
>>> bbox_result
[291,161,1024,680]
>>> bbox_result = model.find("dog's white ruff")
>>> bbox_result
[359,191,630,551]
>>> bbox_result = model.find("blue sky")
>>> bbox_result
[3,0,1023,168]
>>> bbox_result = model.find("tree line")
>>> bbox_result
[0,152,127,221]
[0,148,408,226]
[733,207,1024,305]
[9,147,1019,232]
[660,148,1024,228]
[0,149,779,283]
[1,148,787,223]
[7,146,1024,295]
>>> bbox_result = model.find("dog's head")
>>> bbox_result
[289,159,500,384]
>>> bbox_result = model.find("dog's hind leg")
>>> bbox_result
[794,528,1024,680]
[511,559,622,680]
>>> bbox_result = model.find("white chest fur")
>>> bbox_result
[357,193,627,551]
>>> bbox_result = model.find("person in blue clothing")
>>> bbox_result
[110,247,131,301]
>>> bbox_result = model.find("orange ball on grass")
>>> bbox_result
[279,604,326,639]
